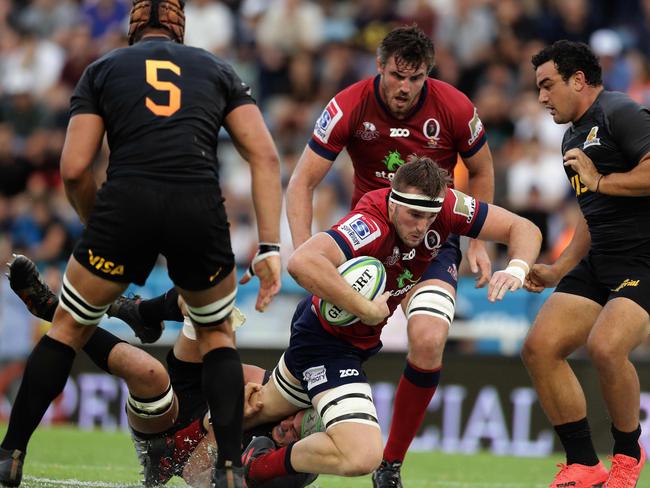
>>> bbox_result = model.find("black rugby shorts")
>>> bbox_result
[73,178,235,290]
[555,253,650,314]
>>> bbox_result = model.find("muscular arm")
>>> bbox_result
[60,114,105,225]
[598,154,650,196]
[476,205,542,269]
[225,104,282,244]
[286,146,334,248]
[287,233,387,324]
[462,143,495,286]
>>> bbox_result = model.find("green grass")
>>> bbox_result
[1,425,648,487]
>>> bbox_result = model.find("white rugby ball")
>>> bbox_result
[319,256,386,327]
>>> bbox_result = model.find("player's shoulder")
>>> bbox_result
[426,78,471,103]
[334,77,374,104]
[356,188,391,211]
[598,90,644,117]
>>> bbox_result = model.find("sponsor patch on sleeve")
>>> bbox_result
[314,99,343,144]
[467,107,484,145]
[303,365,328,390]
[337,213,381,250]
[451,189,477,223]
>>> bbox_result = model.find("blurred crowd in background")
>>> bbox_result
[1,0,650,358]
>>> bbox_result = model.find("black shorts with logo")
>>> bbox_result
[73,177,234,290]
[555,253,650,314]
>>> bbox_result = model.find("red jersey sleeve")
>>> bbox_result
[442,83,487,158]
[439,188,489,237]
[308,80,369,161]
[325,212,386,261]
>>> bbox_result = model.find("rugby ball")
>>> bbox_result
[319,256,386,327]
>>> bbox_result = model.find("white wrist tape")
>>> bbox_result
[503,263,526,284]
[508,259,530,273]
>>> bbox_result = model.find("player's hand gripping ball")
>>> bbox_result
[319,256,386,326]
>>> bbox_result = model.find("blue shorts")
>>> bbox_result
[282,298,381,400]
[421,234,461,287]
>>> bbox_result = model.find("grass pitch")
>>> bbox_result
[1,425,647,487]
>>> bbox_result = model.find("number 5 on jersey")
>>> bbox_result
[145,60,181,117]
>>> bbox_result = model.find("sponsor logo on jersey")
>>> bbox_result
[385,246,401,266]
[303,366,328,390]
[447,263,458,281]
[88,249,124,276]
[339,369,359,378]
[391,267,421,296]
[382,150,405,171]
[402,248,416,260]
[314,99,343,144]
[240,81,252,97]
[425,229,442,257]
[451,189,476,223]
[612,278,640,292]
[390,128,410,137]
[337,214,381,250]
[467,107,483,145]
[355,121,380,141]
[583,126,601,149]
[423,118,441,147]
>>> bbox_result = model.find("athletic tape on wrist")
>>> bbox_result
[246,243,280,277]
[502,265,526,284]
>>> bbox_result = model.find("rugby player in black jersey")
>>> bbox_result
[0,1,282,487]
[523,40,650,488]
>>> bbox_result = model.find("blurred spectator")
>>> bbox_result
[59,24,98,89]
[0,27,65,98]
[17,0,80,39]
[256,0,325,53]
[590,28,632,92]
[537,0,601,44]
[81,0,129,40]
[0,123,29,196]
[184,0,233,54]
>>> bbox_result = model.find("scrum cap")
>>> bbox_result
[128,0,185,45]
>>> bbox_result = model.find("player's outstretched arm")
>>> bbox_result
[225,104,282,311]
[60,114,105,224]
[286,146,334,249]
[474,204,542,302]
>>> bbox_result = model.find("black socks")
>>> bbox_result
[1,336,76,452]
[555,418,600,466]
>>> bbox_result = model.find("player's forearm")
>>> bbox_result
[467,167,494,204]
[286,178,315,249]
[63,169,97,225]
[504,218,542,269]
[287,249,371,318]
[553,216,590,275]
[250,158,282,243]
[597,158,650,196]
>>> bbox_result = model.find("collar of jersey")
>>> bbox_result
[139,35,174,43]
[373,74,428,121]
[573,88,605,126]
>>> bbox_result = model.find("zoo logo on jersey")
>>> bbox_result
[314,99,343,144]
[583,126,601,149]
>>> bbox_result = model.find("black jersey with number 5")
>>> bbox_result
[70,36,254,184]
[561,90,650,255]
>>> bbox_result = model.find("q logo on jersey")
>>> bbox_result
[314,99,343,144]
[425,230,442,255]
[337,213,381,250]
[423,118,441,147]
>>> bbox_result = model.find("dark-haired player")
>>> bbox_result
[240,156,540,486]
[285,24,496,487]
[523,40,650,487]
[0,1,282,486]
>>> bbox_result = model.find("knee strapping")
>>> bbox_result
[317,383,379,430]
[60,274,110,326]
[406,285,456,326]
[186,289,237,326]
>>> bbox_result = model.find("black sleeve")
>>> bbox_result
[70,62,102,117]
[609,98,650,165]
[220,62,256,115]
